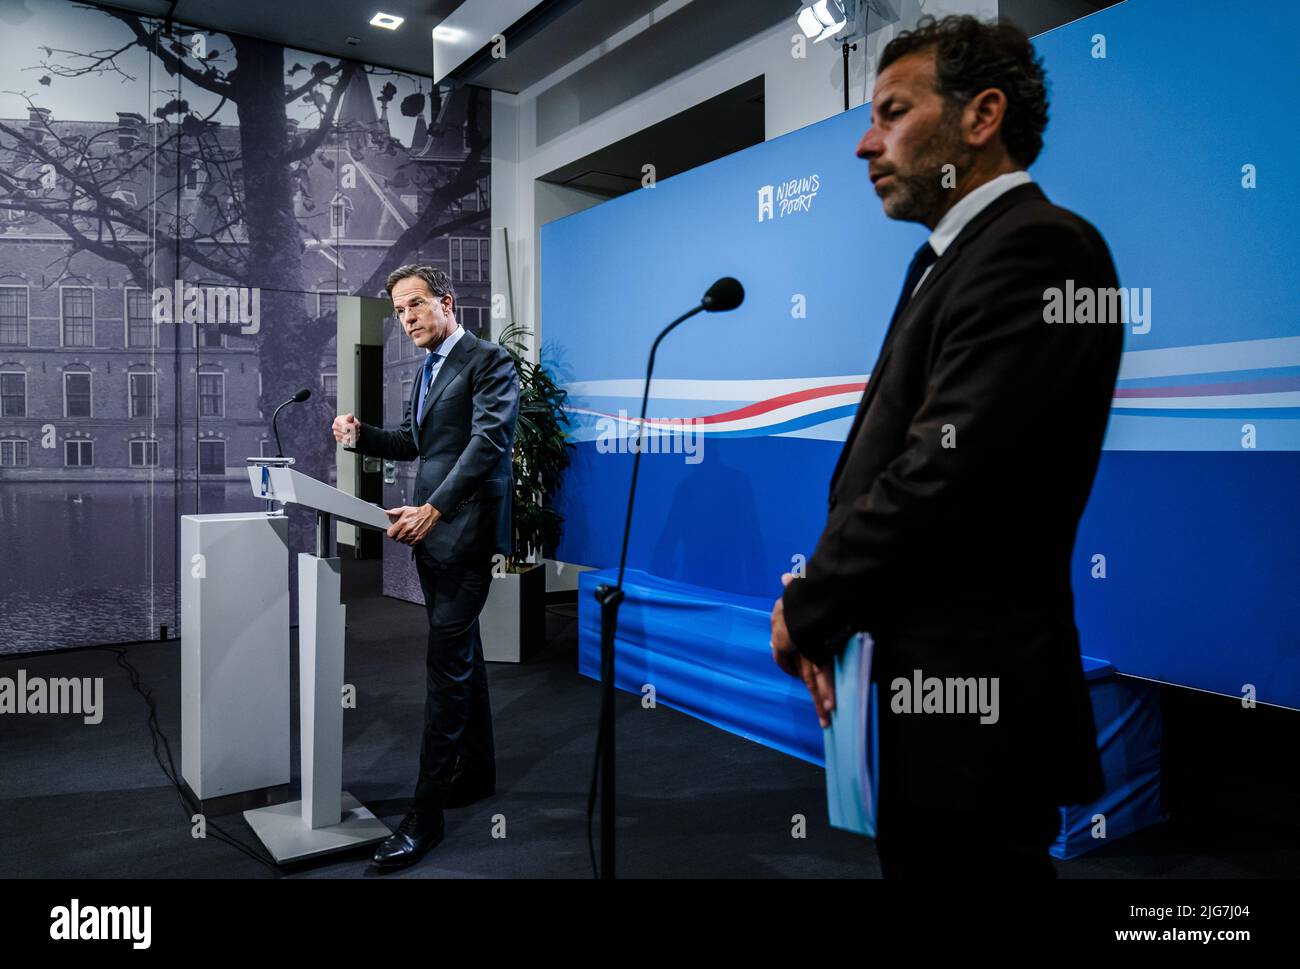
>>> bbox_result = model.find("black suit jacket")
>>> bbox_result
[352,329,519,566]
[782,182,1121,809]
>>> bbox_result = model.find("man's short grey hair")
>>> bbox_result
[386,264,457,306]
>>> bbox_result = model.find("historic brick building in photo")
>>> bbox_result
[0,0,490,652]
[0,80,490,484]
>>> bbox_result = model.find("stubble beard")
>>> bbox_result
[880,110,972,226]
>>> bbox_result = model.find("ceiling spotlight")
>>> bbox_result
[797,0,848,42]
[432,24,466,43]
[370,12,405,30]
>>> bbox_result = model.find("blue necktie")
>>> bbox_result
[876,241,938,359]
[890,242,938,328]
[416,352,437,423]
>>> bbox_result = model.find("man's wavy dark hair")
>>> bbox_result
[879,14,1049,168]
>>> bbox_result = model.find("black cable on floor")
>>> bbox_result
[96,645,282,873]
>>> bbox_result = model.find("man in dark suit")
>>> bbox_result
[770,15,1121,878]
[333,264,518,869]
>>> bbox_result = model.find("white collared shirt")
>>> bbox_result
[426,322,464,372]
[914,169,1034,294]
[417,323,464,419]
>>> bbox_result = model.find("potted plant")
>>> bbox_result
[480,321,572,662]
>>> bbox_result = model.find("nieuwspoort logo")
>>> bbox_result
[757,173,821,223]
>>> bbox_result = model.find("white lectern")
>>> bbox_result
[186,457,396,863]
[181,511,290,804]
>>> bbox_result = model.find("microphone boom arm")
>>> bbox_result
[615,303,705,589]
[271,398,293,458]
[591,276,740,880]
[270,388,311,458]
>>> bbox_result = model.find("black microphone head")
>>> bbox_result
[292,387,312,403]
[702,277,744,312]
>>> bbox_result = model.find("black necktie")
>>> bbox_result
[858,239,938,417]
[837,241,940,484]
[887,240,938,333]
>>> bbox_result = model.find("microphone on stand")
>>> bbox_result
[700,276,744,312]
[588,276,744,880]
[271,388,312,458]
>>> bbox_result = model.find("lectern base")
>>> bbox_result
[182,779,290,819]
[243,792,391,864]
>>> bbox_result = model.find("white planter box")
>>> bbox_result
[481,562,545,663]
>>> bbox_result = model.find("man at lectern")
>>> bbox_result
[770,15,1121,877]
[333,265,519,869]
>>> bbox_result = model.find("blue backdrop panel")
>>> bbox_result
[1053,659,1165,859]
[577,568,824,764]
[578,570,1165,853]
[1075,452,1300,704]
[546,0,1299,710]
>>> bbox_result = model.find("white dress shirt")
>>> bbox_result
[417,322,465,422]
[914,169,1034,294]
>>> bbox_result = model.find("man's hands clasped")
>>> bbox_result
[771,571,836,728]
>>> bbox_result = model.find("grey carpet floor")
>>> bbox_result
[2,559,1296,879]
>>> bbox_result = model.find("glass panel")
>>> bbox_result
[126,288,155,347]
[198,439,225,475]
[0,287,28,345]
[62,287,94,346]
[1,440,30,466]
[130,372,156,418]
[64,440,92,466]
[198,373,223,416]
[65,372,91,417]
[0,373,25,417]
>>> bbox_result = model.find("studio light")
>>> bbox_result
[797,0,848,43]
[432,24,466,43]
[369,12,405,30]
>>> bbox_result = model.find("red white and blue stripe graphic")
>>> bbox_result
[564,336,1300,450]
[566,376,866,440]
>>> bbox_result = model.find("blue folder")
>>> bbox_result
[823,632,880,837]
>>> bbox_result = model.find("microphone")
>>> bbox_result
[701,276,744,312]
[271,387,312,457]
[589,275,743,880]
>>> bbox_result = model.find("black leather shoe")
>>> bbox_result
[372,810,445,869]
[444,777,495,809]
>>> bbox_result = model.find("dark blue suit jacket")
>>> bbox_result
[352,329,519,566]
